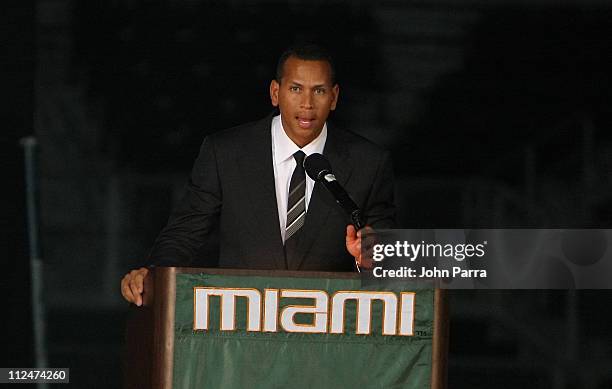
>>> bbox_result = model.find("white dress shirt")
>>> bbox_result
[271,114,327,242]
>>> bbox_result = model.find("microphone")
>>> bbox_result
[303,153,365,230]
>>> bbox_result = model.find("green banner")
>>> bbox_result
[173,273,434,388]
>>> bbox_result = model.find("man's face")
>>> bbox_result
[270,56,339,147]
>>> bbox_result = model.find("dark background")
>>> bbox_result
[4,0,612,387]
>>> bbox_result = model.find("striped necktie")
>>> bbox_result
[285,151,306,267]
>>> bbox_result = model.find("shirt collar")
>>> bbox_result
[272,114,327,164]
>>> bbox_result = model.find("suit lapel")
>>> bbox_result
[238,116,287,269]
[291,124,354,270]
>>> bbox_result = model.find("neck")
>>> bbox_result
[288,133,319,148]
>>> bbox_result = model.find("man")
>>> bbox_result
[121,44,395,305]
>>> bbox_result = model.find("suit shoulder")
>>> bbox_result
[333,126,389,157]
[206,116,271,148]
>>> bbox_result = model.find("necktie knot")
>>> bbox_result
[293,150,306,167]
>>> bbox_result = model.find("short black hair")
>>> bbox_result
[275,43,336,85]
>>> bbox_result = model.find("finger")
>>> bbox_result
[359,258,374,269]
[136,268,149,295]
[358,250,374,269]
[346,226,359,250]
[121,276,136,303]
[128,278,143,306]
[120,277,128,300]
[362,226,378,247]
[134,273,145,294]
[358,224,375,238]
[362,247,374,264]
[363,235,375,251]
[346,225,356,238]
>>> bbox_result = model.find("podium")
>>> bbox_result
[125,267,448,388]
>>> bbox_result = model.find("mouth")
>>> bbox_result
[296,116,315,129]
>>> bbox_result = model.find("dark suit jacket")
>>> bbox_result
[148,115,395,271]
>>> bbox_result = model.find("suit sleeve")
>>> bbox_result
[363,151,396,229]
[147,136,222,266]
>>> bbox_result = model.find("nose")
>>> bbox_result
[300,92,313,109]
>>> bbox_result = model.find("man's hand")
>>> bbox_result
[346,225,375,269]
[120,267,149,306]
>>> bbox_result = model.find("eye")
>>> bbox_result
[289,86,300,92]
[314,88,326,94]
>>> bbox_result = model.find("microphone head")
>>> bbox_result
[304,153,332,181]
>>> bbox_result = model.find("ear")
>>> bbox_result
[330,84,340,111]
[270,80,280,107]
